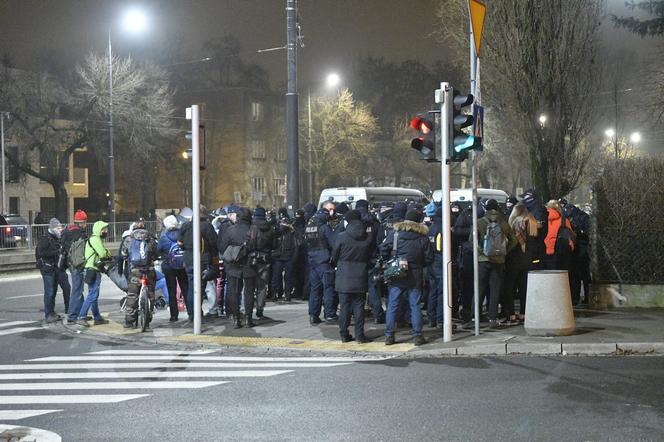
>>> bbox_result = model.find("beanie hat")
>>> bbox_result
[74,210,88,222]
[179,207,193,220]
[49,218,62,230]
[225,204,240,214]
[163,215,178,231]
[393,202,407,219]
[425,202,437,217]
[254,207,266,220]
[336,202,349,215]
[405,210,421,222]
[355,199,369,210]
[315,208,330,221]
[485,199,499,212]
[519,189,536,207]
[345,210,362,222]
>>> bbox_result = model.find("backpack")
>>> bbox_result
[168,241,185,270]
[555,213,576,258]
[68,237,88,270]
[483,221,507,257]
[129,238,150,267]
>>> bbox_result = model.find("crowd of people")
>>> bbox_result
[34,188,591,346]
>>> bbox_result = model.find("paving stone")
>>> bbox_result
[562,343,617,355]
[507,343,562,355]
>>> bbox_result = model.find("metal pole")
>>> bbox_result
[286,0,300,210]
[108,30,116,233]
[308,87,313,203]
[439,82,453,343]
[188,105,202,335]
[1,112,6,214]
[470,14,481,336]
[614,84,619,161]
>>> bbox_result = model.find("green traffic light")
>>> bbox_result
[454,135,475,152]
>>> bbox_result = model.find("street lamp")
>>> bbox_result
[630,132,641,144]
[605,128,615,138]
[538,114,547,126]
[308,72,342,201]
[108,8,148,230]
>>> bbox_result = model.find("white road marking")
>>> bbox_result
[87,350,216,355]
[0,327,41,336]
[0,410,62,420]
[0,370,293,380]
[0,381,228,390]
[0,321,36,328]
[5,294,43,300]
[0,394,149,405]
[30,355,378,362]
[0,362,351,370]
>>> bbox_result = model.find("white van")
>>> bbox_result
[318,187,428,209]
[432,188,509,209]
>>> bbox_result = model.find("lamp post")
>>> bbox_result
[538,114,547,127]
[108,8,147,232]
[307,72,342,202]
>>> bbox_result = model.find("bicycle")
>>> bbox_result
[137,273,152,332]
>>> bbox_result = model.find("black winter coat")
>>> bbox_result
[36,232,61,270]
[219,209,255,278]
[251,219,277,254]
[181,219,218,269]
[379,220,433,290]
[273,222,298,261]
[331,220,375,294]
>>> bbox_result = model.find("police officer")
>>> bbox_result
[304,207,337,324]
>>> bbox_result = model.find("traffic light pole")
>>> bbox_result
[187,105,202,335]
[470,17,481,337]
[286,0,300,210]
[438,82,453,343]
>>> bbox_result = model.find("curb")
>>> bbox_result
[54,320,664,358]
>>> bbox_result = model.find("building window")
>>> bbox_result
[252,177,265,202]
[39,197,56,220]
[251,101,264,122]
[274,177,285,196]
[39,150,68,183]
[6,147,20,182]
[233,191,243,204]
[9,197,19,215]
[275,140,287,161]
[251,139,266,159]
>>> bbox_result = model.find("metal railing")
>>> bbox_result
[0,221,161,252]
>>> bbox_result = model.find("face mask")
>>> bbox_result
[100,231,108,239]
[328,210,335,216]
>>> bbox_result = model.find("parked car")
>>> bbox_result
[0,214,29,249]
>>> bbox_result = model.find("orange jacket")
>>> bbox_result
[544,209,574,255]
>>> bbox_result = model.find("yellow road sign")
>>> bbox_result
[469,0,486,56]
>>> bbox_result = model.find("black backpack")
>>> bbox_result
[555,213,576,257]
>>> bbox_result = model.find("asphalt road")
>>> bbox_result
[1,273,663,441]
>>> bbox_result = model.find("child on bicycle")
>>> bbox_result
[120,221,158,328]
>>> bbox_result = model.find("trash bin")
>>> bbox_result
[524,270,576,336]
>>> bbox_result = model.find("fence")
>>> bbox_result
[0,221,161,252]
[592,158,664,285]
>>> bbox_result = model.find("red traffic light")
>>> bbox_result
[410,116,433,134]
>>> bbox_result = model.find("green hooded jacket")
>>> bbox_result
[472,209,517,264]
[85,221,111,270]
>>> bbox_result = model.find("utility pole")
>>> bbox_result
[307,88,313,203]
[286,0,300,210]
[108,30,117,235]
[614,83,619,161]
[1,112,6,215]
[186,105,202,335]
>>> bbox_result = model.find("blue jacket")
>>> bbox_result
[306,212,336,266]
[157,229,181,272]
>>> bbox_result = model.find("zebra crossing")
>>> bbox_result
[0,320,42,337]
[0,349,365,421]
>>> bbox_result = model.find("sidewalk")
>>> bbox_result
[58,298,664,357]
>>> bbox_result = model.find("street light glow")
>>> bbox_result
[123,9,148,33]
[326,72,340,88]
[605,128,615,138]
[630,132,641,143]
[538,114,547,125]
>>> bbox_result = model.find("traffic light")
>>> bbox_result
[184,124,207,170]
[410,114,436,162]
[450,91,478,162]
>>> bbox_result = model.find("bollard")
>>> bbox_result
[524,270,576,336]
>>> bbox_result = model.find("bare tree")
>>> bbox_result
[437,0,604,200]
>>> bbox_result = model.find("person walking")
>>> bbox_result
[77,221,111,326]
[36,218,70,323]
[331,210,374,343]
[61,210,88,325]
[379,210,433,346]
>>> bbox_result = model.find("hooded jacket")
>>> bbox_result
[379,220,433,290]
[157,228,181,272]
[85,221,111,270]
[121,228,158,270]
[35,230,61,270]
[251,218,277,254]
[545,209,574,256]
[474,209,517,264]
[219,208,256,278]
[331,219,375,293]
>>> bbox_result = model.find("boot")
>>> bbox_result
[233,317,243,329]
[246,316,255,328]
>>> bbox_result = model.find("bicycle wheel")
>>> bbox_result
[139,286,149,332]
